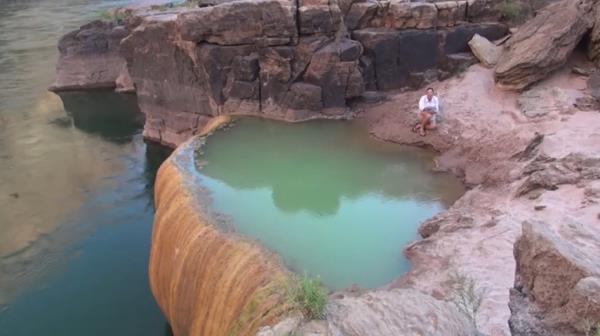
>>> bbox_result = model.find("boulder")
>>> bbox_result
[442,22,508,55]
[328,289,479,336]
[176,0,297,46]
[589,6,600,66]
[49,21,130,92]
[494,0,594,90]
[468,33,502,67]
[514,220,600,311]
[545,277,600,335]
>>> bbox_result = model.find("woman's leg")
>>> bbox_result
[425,115,437,130]
[419,111,431,135]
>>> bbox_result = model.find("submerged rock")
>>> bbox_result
[494,0,594,90]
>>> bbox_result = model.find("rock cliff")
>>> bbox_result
[52,0,509,147]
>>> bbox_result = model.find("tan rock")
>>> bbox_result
[388,1,437,29]
[545,277,600,335]
[176,0,297,46]
[435,1,466,27]
[49,21,130,92]
[328,289,479,336]
[494,0,594,90]
[468,33,502,67]
[588,5,600,66]
[515,219,600,310]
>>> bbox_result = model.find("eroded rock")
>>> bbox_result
[50,21,130,92]
[176,0,297,46]
[494,0,594,90]
[588,5,600,67]
[328,289,479,336]
[515,220,600,310]
[517,154,600,196]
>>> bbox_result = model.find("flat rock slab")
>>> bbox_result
[328,289,478,336]
[517,87,572,118]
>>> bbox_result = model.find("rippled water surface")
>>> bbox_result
[0,0,169,334]
[196,119,465,290]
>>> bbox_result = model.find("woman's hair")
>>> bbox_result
[426,87,434,93]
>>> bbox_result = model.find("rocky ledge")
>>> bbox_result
[50,0,513,147]
[52,0,600,335]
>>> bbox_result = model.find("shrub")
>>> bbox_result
[496,0,525,21]
[285,274,328,320]
[448,271,487,329]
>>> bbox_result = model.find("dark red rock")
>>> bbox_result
[50,20,130,92]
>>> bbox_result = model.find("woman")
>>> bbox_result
[412,87,439,136]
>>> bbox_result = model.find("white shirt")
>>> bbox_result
[418,95,439,114]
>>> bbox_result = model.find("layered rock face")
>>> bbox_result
[150,137,293,336]
[49,20,130,92]
[494,0,596,90]
[52,0,509,147]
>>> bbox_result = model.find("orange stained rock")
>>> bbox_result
[149,154,293,336]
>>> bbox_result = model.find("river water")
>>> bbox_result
[0,0,169,334]
[196,119,465,290]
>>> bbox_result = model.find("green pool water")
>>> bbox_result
[195,118,464,290]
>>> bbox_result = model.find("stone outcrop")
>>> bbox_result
[50,20,130,92]
[468,33,501,68]
[52,0,510,147]
[327,289,479,336]
[514,220,600,335]
[494,0,594,90]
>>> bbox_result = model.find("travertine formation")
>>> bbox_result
[150,137,294,336]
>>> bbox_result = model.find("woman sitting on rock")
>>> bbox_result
[412,87,439,136]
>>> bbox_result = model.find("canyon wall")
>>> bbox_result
[150,137,293,336]
[51,0,508,147]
